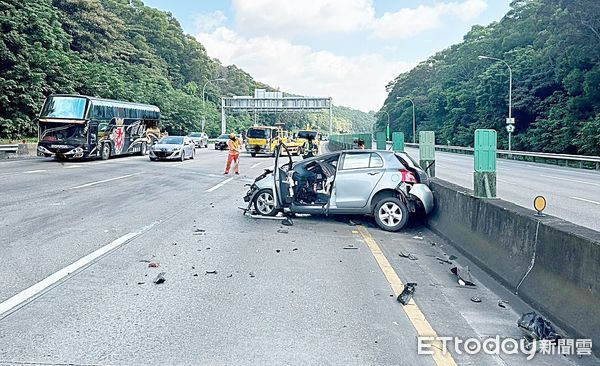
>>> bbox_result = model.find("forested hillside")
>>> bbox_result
[378,0,600,155]
[0,0,372,139]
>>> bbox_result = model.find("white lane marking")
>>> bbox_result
[70,174,135,189]
[64,165,84,169]
[540,174,600,187]
[251,162,263,169]
[570,196,600,205]
[24,170,46,174]
[0,232,139,318]
[205,177,234,192]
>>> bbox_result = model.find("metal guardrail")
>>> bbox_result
[404,143,600,170]
[0,144,18,152]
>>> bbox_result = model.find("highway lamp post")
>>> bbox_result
[381,110,391,141]
[396,96,416,143]
[202,78,225,134]
[478,55,513,151]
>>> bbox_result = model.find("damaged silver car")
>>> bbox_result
[243,144,434,231]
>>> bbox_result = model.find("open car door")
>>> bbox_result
[273,142,294,207]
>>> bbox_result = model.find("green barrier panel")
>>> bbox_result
[474,129,497,198]
[359,133,372,149]
[375,132,386,150]
[392,132,404,152]
[419,131,435,177]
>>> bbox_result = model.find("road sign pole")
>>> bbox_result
[419,131,435,177]
[474,129,497,198]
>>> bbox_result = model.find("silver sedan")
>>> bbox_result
[149,136,195,161]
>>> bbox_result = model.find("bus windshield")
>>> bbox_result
[247,128,270,139]
[39,122,86,144]
[40,96,87,119]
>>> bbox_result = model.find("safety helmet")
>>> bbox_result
[229,133,236,139]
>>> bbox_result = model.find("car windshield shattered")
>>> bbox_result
[3,1,598,365]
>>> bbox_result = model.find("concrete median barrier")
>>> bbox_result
[427,179,600,351]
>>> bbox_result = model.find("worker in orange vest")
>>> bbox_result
[224,133,240,175]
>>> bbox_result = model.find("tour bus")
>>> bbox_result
[37,94,160,160]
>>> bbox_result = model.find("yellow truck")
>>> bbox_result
[294,129,320,156]
[245,126,299,157]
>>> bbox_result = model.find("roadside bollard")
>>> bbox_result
[419,131,435,177]
[392,132,404,153]
[474,129,497,198]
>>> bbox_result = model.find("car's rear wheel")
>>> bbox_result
[253,189,278,216]
[373,197,409,232]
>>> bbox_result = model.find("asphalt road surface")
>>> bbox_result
[405,147,600,232]
[0,148,597,365]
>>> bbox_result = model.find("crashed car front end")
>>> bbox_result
[243,169,275,204]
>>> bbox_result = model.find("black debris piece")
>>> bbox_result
[343,245,359,250]
[148,262,160,268]
[399,251,418,260]
[137,282,145,285]
[449,255,458,260]
[205,270,218,275]
[498,300,509,309]
[153,272,166,284]
[139,259,151,263]
[517,312,561,341]
[450,265,476,287]
[470,296,482,303]
[397,283,417,305]
[436,257,452,264]
[276,249,281,253]
[277,229,289,234]
[249,272,256,278]
[292,248,298,251]
[194,229,206,233]
[281,217,294,226]
[227,274,233,278]
[193,273,198,277]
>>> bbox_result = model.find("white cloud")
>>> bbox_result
[231,0,488,39]
[197,27,416,111]
[232,0,374,36]
[371,0,488,39]
[193,10,227,33]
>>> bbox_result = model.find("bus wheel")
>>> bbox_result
[101,143,111,160]
[139,142,147,156]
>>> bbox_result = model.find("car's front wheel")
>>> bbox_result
[253,189,278,216]
[373,197,409,232]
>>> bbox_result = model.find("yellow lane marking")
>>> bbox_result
[357,225,457,366]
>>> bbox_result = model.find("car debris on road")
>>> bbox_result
[517,312,561,342]
[399,251,418,260]
[153,272,166,284]
[397,283,417,305]
[451,265,476,286]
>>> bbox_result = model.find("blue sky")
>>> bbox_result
[143,0,511,111]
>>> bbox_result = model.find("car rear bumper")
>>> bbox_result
[408,183,434,214]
